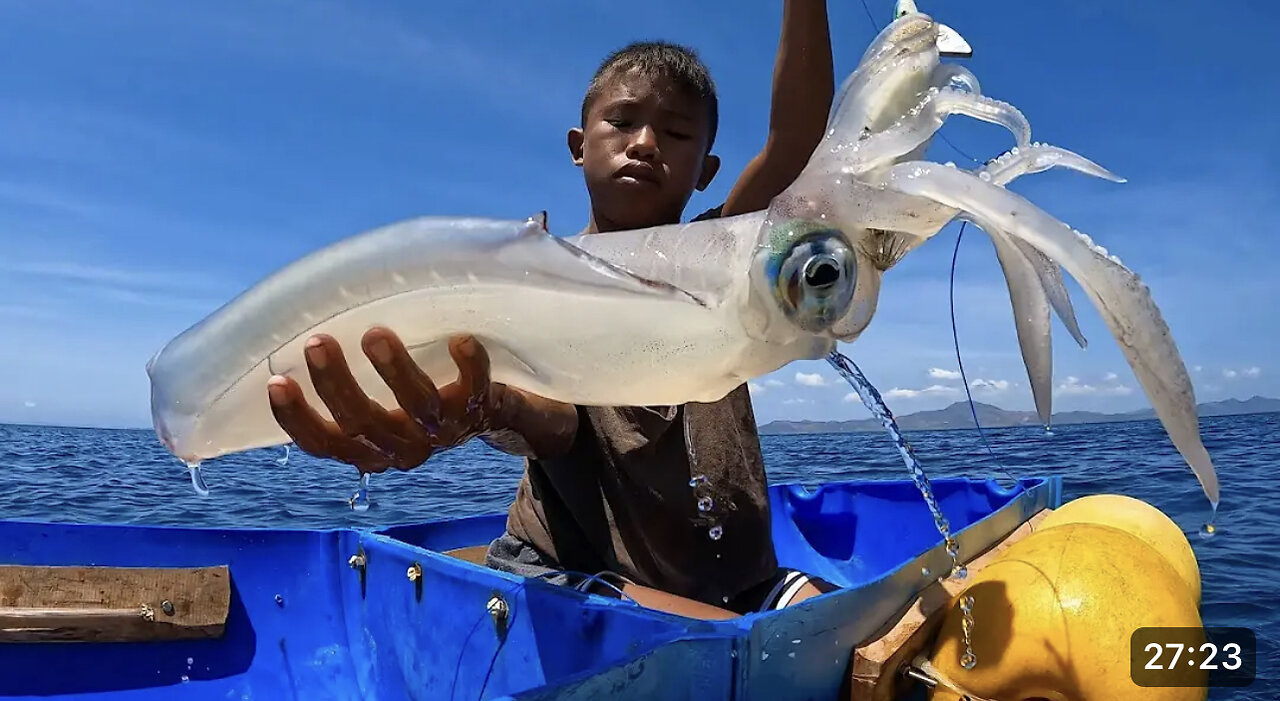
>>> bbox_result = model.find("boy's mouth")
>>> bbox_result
[615,162,662,186]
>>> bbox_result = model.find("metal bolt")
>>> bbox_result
[274,594,285,607]
[406,563,422,582]
[486,593,509,638]
[161,600,175,616]
[348,553,367,569]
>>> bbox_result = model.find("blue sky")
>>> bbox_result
[0,0,1275,429]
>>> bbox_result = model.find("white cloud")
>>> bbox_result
[1056,376,1133,396]
[843,392,861,404]
[747,381,765,394]
[783,398,812,405]
[928,368,962,380]
[794,372,827,387]
[884,384,962,400]
[23,401,36,408]
[969,378,1010,392]
[765,379,785,388]
[1221,366,1261,380]
[1104,372,1119,382]
[1194,365,1204,373]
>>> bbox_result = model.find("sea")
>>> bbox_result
[1,413,1276,698]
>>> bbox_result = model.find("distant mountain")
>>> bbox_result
[758,396,1280,435]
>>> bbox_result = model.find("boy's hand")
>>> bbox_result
[267,328,578,473]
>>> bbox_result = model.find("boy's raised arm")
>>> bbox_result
[721,0,834,217]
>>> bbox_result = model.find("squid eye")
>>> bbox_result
[804,255,843,289]
[770,231,858,333]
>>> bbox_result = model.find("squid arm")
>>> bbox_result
[884,161,1219,506]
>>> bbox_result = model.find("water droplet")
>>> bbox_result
[186,657,193,667]
[945,161,956,168]
[708,525,723,541]
[1200,522,1216,540]
[960,595,974,613]
[978,171,992,182]
[186,462,209,497]
[921,566,932,577]
[697,496,714,512]
[953,565,969,580]
[960,652,977,670]
[722,595,730,604]
[688,474,707,488]
[276,444,291,466]
[791,639,801,645]
[761,651,770,661]
[1010,146,1020,156]
[180,675,190,684]
[788,651,796,659]
[349,473,371,512]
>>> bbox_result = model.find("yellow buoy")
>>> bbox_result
[926,523,1206,701]
[1039,493,1201,603]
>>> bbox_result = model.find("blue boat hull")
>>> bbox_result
[0,476,1060,700]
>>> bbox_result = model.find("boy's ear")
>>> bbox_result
[695,154,721,191]
[567,127,585,166]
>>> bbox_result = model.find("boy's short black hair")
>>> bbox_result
[581,40,719,152]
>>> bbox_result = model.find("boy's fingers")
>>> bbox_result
[305,335,380,429]
[268,374,326,453]
[268,374,395,471]
[448,335,492,420]
[363,327,443,440]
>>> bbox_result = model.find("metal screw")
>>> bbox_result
[406,563,422,582]
[274,594,285,607]
[486,593,509,638]
[161,600,175,616]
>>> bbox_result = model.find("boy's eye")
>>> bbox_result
[666,130,691,140]
[606,119,631,129]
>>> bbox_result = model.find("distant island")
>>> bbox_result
[758,395,1280,435]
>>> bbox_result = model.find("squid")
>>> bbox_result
[147,7,1218,510]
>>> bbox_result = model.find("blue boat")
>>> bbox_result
[0,476,1059,700]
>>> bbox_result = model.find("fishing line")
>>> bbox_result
[949,222,1016,488]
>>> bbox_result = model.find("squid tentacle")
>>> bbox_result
[973,142,1124,350]
[929,63,981,96]
[981,216,1056,427]
[833,87,1033,174]
[980,142,1125,186]
[883,161,1219,507]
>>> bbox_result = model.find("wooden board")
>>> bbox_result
[443,545,490,565]
[0,564,230,643]
[846,509,1053,701]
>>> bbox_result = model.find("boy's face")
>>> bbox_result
[569,69,720,233]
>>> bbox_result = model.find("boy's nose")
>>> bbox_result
[625,126,659,160]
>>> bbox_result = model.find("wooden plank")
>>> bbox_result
[0,564,230,643]
[442,545,490,565]
[847,509,1053,701]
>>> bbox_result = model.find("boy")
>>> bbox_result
[267,1,838,618]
